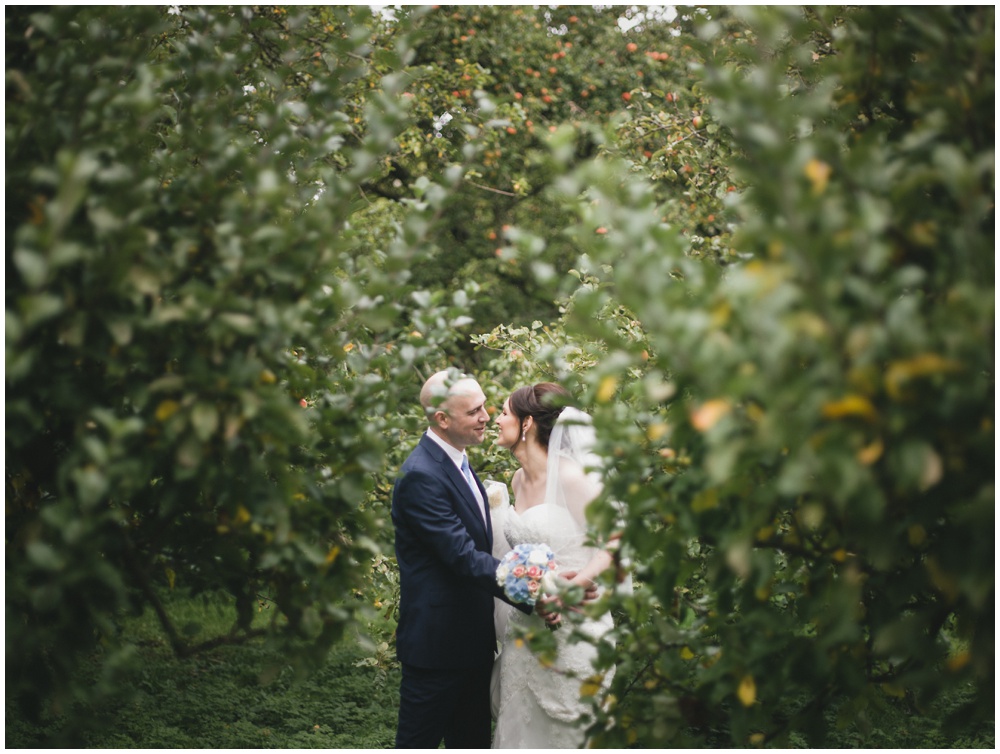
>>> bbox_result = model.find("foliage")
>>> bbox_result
[6,593,989,749]
[5,5,466,741]
[5,4,993,749]
[345,6,742,342]
[536,5,993,747]
[5,592,400,748]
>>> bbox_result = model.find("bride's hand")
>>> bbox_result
[535,595,563,628]
[557,570,599,605]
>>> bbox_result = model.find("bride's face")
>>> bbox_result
[494,398,521,449]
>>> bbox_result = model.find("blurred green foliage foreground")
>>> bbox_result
[6,5,994,747]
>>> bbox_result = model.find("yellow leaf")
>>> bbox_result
[691,488,719,512]
[233,505,251,525]
[596,375,618,403]
[711,301,731,327]
[821,394,877,422]
[737,675,757,707]
[885,353,962,400]
[856,437,884,465]
[680,646,695,660]
[881,682,906,699]
[690,399,730,432]
[155,400,180,422]
[325,545,341,565]
[946,651,970,672]
[804,158,832,194]
[165,567,176,590]
[908,221,937,247]
[646,422,669,441]
[749,732,765,746]
[925,556,959,601]
[259,368,277,385]
[579,675,604,697]
[793,312,827,338]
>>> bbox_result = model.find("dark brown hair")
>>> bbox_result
[508,382,572,449]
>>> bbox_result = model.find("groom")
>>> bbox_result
[391,370,526,749]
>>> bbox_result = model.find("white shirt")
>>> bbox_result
[425,431,487,524]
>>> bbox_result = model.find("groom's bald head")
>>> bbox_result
[420,370,488,450]
[420,370,480,416]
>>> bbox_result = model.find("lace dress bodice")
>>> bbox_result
[504,504,591,573]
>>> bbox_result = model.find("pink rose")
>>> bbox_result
[512,565,526,578]
[527,566,542,579]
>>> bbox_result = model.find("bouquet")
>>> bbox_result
[495,543,558,606]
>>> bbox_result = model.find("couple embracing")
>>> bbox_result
[391,370,621,749]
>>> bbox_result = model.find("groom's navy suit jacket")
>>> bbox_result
[392,434,519,670]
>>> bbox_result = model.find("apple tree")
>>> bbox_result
[5,4,475,738]
[540,6,993,747]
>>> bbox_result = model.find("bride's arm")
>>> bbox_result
[560,467,621,589]
[566,539,618,589]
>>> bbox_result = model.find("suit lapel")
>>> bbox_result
[420,435,491,540]
[468,467,493,542]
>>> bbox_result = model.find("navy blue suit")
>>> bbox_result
[392,434,524,748]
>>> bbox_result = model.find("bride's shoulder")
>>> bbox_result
[510,467,524,495]
[556,455,587,482]
[556,456,600,497]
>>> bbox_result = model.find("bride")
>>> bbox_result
[488,382,621,749]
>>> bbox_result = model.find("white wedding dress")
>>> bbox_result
[490,409,617,750]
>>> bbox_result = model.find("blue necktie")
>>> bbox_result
[460,455,487,522]
[460,454,476,492]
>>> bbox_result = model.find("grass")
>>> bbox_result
[6,592,401,749]
[6,591,993,749]
[77,640,400,748]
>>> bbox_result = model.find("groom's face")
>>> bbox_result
[437,380,489,450]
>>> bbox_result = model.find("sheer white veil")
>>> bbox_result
[544,406,633,593]
[543,407,603,535]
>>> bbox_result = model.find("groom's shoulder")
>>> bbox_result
[400,434,437,470]
[395,441,445,498]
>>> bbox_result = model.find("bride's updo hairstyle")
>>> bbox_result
[508,382,571,450]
